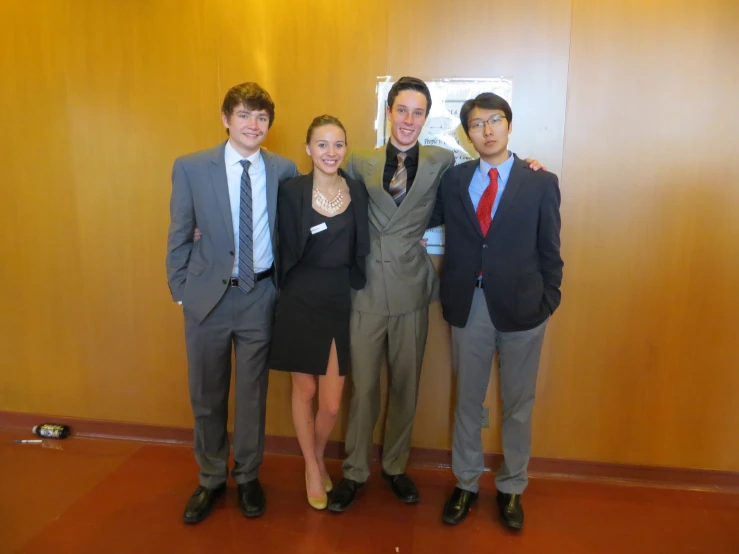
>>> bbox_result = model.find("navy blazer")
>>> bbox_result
[277,171,370,290]
[428,155,563,331]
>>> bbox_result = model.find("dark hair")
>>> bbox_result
[387,76,432,116]
[459,92,513,137]
[221,82,275,128]
[306,114,347,144]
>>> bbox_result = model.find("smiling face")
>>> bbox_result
[386,89,428,151]
[221,103,270,157]
[306,124,347,177]
[466,107,512,166]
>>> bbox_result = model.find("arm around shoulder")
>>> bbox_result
[343,151,357,181]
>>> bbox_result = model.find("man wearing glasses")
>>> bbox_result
[427,92,563,530]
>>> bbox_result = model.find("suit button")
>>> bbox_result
[229,251,234,256]
[222,279,227,284]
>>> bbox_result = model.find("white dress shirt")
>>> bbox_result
[224,141,273,276]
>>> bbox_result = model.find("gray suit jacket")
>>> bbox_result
[344,144,455,316]
[166,141,298,322]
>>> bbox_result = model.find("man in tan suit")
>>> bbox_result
[328,77,455,512]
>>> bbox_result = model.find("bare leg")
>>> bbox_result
[291,372,324,498]
[315,340,344,486]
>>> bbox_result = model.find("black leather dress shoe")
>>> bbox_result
[182,483,226,524]
[238,479,266,518]
[327,478,364,513]
[442,487,478,525]
[381,470,419,503]
[497,491,524,530]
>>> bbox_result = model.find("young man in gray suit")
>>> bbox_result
[166,82,298,524]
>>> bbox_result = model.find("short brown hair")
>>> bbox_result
[306,114,347,144]
[387,77,432,116]
[221,82,275,127]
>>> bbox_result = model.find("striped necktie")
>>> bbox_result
[388,152,408,205]
[238,159,255,293]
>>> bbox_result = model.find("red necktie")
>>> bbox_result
[476,167,499,236]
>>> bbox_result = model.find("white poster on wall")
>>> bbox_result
[375,77,513,254]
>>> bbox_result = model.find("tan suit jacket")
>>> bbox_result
[344,144,455,316]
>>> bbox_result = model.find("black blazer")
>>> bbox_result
[277,170,370,290]
[428,155,563,332]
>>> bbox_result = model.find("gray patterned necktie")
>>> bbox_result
[388,152,408,205]
[238,159,255,293]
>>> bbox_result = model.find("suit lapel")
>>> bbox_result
[389,145,440,224]
[300,173,314,254]
[489,155,526,234]
[364,146,397,220]
[262,148,279,239]
[457,161,482,237]
[208,142,234,246]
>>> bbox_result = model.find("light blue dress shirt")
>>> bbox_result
[224,141,272,277]
[468,151,515,219]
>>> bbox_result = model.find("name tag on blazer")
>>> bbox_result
[310,222,328,234]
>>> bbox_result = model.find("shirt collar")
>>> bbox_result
[479,151,515,184]
[387,141,419,163]
[225,140,261,169]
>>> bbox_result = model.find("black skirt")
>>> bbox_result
[269,207,354,376]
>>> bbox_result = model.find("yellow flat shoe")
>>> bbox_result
[306,470,328,510]
[307,493,328,510]
[323,476,333,493]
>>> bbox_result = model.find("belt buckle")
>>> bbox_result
[230,278,239,287]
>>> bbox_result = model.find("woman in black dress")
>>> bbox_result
[269,115,369,510]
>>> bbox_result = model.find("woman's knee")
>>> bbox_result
[319,396,341,418]
[292,374,316,401]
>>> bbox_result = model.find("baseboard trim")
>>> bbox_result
[2,410,737,491]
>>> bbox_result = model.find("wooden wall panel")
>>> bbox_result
[1,0,738,472]
[0,2,87,415]
[541,0,739,470]
[61,0,222,426]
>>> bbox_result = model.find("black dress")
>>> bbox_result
[270,176,365,376]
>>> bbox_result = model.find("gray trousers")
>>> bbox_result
[183,280,276,487]
[342,308,429,482]
[451,289,547,495]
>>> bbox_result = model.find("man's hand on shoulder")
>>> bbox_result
[523,158,547,172]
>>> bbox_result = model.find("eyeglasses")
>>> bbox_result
[468,114,507,133]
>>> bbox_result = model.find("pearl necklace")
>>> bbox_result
[312,187,345,215]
